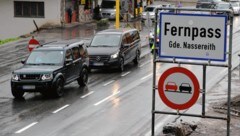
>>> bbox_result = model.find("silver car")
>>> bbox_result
[230,1,240,15]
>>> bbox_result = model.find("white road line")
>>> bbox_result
[52,104,70,114]
[15,122,38,134]
[121,71,131,77]
[141,73,153,80]
[94,91,120,106]
[103,80,115,86]
[139,60,151,67]
[81,91,94,99]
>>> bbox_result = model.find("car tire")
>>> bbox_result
[53,78,64,97]
[12,89,24,99]
[133,50,140,65]
[118,57,124,72]
[78,68,88,86]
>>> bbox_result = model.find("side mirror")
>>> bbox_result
[21,59,25,64]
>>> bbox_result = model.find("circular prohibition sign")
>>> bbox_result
[158,67,200,110]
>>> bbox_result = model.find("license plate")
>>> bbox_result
[93,62,104,66]
[22,85,35,90]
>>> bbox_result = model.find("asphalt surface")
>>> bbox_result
[0,7,240,136]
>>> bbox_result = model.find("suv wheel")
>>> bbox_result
[78,68,88,86]
[12,89,24,99]
[118,58,124,72]
[53,78,64,97]
[133,50,140,65]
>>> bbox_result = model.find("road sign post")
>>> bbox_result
[151,7,233,136]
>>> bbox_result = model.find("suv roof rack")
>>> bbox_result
[37,41,57,48]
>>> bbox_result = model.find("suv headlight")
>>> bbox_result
[41,74,53,81]
[111,52,119,59]
[12,74,19,81]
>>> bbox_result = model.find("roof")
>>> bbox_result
[35,39,84,51]
[97,28,138,35]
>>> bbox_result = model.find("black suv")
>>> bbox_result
[88,28,141,72]
[11,40,89,98]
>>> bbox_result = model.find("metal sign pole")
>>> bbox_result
[227,14,233,136]
[202,65,206,117]
[151,10,158,136]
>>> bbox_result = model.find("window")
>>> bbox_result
[14,1,44,18]
[65,49,73,60]
[132,31,140,42]
[72,47,80,60]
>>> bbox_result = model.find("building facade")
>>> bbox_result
[0,0,84,40]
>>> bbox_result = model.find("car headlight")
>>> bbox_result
[41,74,53,81]
[12,74,19,81]
[111,52,119,59]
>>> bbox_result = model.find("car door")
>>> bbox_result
[129,30,140,61]
[64,49,75,83]
[121,32,132,64]
[72,46,82,79]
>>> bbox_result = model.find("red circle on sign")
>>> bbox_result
[158,67,200,110]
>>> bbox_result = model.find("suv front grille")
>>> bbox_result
[89,55,110,62]
[20,74,41,80]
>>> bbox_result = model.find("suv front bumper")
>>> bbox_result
[11,80,54,92]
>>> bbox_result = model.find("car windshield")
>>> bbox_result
[90,34,121,47]
[216,4,230,9]
[144,7,155,12]
[231,2,239,7]
[101,1,115,8]
[26,50,64,65]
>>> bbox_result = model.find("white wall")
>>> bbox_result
[0,0,61,40]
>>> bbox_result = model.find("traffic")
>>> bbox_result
[0,0,240,136]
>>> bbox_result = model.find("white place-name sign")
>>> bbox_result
[159,13,227,61]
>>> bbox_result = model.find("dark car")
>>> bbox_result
[196,0,222,9]
[11,40,89,98]
[88,28,141,72]
[179,83,192,93]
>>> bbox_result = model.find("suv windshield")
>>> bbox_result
[26,50,64,65]
[90,34,121,47]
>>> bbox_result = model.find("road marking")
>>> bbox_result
[94,91,120,106]
[52,104,70,114]
[81,91,94,99]
[139,60,151,67]
[103,80,115,86]
[141,73,153,80]
[121,71,131,77]
[15,122,38,134]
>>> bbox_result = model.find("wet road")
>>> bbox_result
[0,15,240,136]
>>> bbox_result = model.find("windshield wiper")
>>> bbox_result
[38,63,56,65]
[26,63,39,65]
[92,45,111,47]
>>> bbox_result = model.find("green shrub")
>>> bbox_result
[96,18,109,27]
[0,37,20,45]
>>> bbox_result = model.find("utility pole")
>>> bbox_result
[116,0,120,29]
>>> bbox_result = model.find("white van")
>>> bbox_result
[100,0,128,19]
